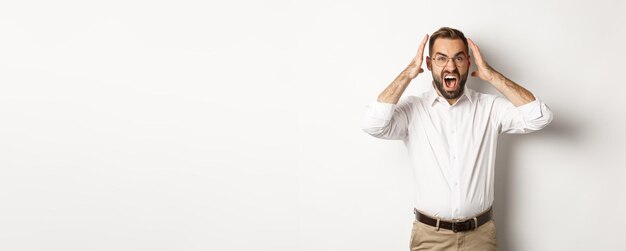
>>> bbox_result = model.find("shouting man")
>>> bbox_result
[361,27,553,250]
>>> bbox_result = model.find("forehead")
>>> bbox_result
[431,38,467,56]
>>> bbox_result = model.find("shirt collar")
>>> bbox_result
[427,84,474,106]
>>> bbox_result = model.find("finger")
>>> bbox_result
[467,38,476,55]
[467,38,483,62]
[468,38,477,51]
[416,34,429,58]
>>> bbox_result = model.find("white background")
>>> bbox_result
[0,0,624,250]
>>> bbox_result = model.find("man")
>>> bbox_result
[361,27,553,250]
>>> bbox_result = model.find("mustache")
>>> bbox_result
[441,70,460,76]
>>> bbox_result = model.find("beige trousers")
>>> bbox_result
[409,219,498,251]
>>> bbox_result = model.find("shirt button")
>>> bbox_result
[451,130,455,134]
[452,155,456,160]
[454,182,458,186]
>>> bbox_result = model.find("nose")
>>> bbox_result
[444,58,457,71]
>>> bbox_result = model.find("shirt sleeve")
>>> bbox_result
[494,97,554,134]
[361,98,413,140]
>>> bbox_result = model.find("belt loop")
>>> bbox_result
[435,218,440,231]
[473,217,478,229]
[413,208,418,220]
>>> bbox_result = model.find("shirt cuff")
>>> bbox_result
[517,99,543,121]
[367,101,396,121]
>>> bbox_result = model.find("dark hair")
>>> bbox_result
[428,27,468,56]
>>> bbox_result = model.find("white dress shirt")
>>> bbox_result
[361,85,553,220]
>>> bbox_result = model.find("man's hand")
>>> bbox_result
[406,34,429,79]
[376,34,429,104]
[468,38,536,106]
[468,38,497,82]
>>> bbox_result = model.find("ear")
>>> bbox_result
[426,56,432,71]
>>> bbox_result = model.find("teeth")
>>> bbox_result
[444,76,456,80]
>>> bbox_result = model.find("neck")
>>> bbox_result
[432,82,462,105]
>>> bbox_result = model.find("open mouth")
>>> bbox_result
[443,74,458,89]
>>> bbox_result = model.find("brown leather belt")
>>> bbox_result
[413,207,492,233]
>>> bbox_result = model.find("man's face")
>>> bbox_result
[426,38,470,100]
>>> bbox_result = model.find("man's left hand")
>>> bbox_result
[468,38,497,82]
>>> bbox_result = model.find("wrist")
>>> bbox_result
[401,68,416,80]
[487,70,504,86]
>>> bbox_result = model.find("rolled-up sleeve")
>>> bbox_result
[361,99,412,140]
[495,97,554,134]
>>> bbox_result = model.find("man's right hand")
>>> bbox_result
[376,34,429,104]
[406,34,429,79]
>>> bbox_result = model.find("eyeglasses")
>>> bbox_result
[432,54,467,67]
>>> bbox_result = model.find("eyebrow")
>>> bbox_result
[435,51,466,57]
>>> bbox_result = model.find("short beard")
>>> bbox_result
[432,72,467,100]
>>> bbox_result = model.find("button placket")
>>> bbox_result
[449,107,461,218]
